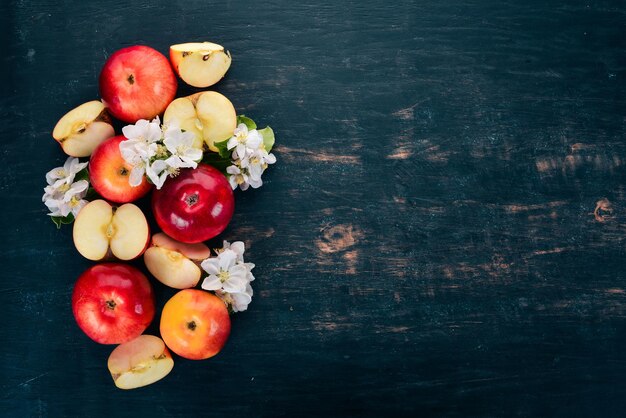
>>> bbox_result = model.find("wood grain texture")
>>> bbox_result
[1,0,626,416]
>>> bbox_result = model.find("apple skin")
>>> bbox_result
[99,45,177,123]
[90,135,152,203]
[152,164,234,243]
[160,289,231,360]
[72,263,155,345]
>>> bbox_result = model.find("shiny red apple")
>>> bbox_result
[72,263,155,344]
[90,135,152,203]
[152,164,234,243]
[99,45,177,123]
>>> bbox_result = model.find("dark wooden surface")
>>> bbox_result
[2,0,626,416]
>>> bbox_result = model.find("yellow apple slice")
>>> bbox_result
[144,233,210,289]
[170,42,231,88]
[52,101,114,157]
[73,200,149,261]
[108,335,174,390]
[163,91,236,152]
[151,232,211,260]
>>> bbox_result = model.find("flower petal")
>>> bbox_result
[222,277,247,293]
[218,249,237,270]
[200,258,220,275]
[129,166,145,187]
[230,241,245,258]
[201,275,222,291]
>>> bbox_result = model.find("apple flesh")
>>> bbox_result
[160,289,230,360]
[144,232,211,289]
[100,45,177,123]
[108,335,174,389]
[90,135,152,203]
[152,164,235,243]
[170,42,231,88]
[52,101,114,157]
[163,91,236,152]
[72,263,155,344]
[73,199,149,261]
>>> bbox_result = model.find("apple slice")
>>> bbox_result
[73,199,149,261]
[52,101,114,157]
[170,42,231,88]
[108,335,174,389]
[163,91,236,152]
[144,232,211,289]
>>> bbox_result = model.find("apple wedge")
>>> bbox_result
[144,232,211,289]
[163,91,236,152]
[170,42,231,88]
[73,199,149,261]
[52,101,114,157]
[108,335,174,389]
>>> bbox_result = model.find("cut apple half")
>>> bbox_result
[73,199,149,261]
[108,335,174,390]
[144,232,210,289]
[163,91,236,152]
[52,101,114,157]
[170,42,231,88]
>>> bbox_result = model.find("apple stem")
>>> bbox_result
[185,193,199,207]
[186,321,196,331]
[106,300,116,310]
[127,74,135,85]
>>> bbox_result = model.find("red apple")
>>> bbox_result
[152,164,234,243]
[99,45,177,123]
[160,289,231,360]
[72,263,155,345]
[90,135,152,203]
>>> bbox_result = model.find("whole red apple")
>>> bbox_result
[99,45,177,123]
[90,135,152,203]
[72,263,155,344]
[160,289,231,360]
[152,164,234,243]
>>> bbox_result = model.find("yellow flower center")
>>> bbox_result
[218,271,230,282]
[69,196,81,207]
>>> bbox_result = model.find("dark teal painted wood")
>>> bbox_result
[1,0,626,416]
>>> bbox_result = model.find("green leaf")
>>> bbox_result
[74,167,90,182]
[85,187,99,201]
[237,115,257,130]
[213,139,232,159]
[51,213,75,229]
[202,152,232,174]
[258,126,275,152]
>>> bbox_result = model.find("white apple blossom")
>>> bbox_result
[44,180,89,218]
[225,123,276,191]
[45,157,88,188]
[227,123,263,160]
[42,158,90,219]
[200,249,248,294]
[222,240,245,261]
[215,283,254,313]
[121,117,162,144]
[201,241,255,313]
[119,118,206,190]
[226,164,250,191]
[145,159,169,190]
[163,123,202,168]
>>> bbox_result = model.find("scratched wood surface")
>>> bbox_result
[1,0,626,416]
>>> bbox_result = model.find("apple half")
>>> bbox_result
[163,91,236,152]
[108,335,174,390]
[52,101,114,157]
[73,199,149,261]
[170,42,231,88]
[144,232,211,289]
